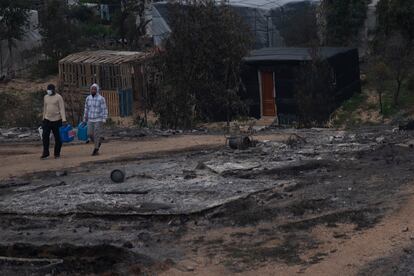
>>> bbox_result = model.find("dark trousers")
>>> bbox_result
[42,119,62,156]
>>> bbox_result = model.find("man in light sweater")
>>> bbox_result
[41,84,67,159]
[84,83,108,156]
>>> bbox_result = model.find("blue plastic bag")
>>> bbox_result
[77,122,88,141]
[59,124,75,143]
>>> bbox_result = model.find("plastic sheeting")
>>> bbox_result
[150,3,172,46]
[0,10,42,77]
[227,0,318,9]
[359,0,379,56]
[150,0,319,48]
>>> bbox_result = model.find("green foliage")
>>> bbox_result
[0,91,44,127]
[104,117,116,128]
[340,92,367,113]
[38,0,111,75]
[271,2,319,46]
[0,93,18,126]
[367,60,391,113]
[133,115,145,127]
[0,0,30,73]
[294,50,337,127]
[372,33,414,107]
[40,0,82,64]
[381,95,397,117]
[373,0,414,109]
[0,0,30,47]
[80,23,113,37]
[153,0,252,129]
[30,59,59,79]
[111,0,149,50]
[368,86,405,118]
[331,92,367,128]
[332,82,414,128]
[323,0,370,46]
[69,4,95,22]
[376,0,414,42]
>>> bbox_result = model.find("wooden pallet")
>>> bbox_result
[58,50,156,119]
[100,90,120,117]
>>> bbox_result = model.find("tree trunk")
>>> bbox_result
[394,79,402,106]
[378,91,383,114]
[142,63,148,127]
[0,45,3,77]
[226,90,231,128]
[7,41,13,77]
[225,64,230,128]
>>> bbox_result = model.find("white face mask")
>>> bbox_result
[47,90,53,95]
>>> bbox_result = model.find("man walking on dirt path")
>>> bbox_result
[83,83,108,156]
[41,84,67,159]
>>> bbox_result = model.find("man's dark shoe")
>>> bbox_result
[54,155,61,159]
[92,148,99,156]
[40,154,49,160]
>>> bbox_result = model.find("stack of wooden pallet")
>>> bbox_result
[58,50,152,118]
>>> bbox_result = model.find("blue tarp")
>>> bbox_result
[118,88,133,117]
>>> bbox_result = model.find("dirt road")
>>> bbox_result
[0,135,222,180]
[0,133,288,180]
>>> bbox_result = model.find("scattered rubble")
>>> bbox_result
[55,171,67,177]
[0,126,209,144]
[399,120,414,131]
[227,135,252,150]
[1,126,414,274]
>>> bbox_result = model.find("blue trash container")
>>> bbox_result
[77,122,88,141]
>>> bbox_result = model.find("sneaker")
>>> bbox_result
[40,154,49,160]
[54,155,61,159]
[92,148,99,156]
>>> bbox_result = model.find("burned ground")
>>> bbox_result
[1,127,414,275]
[359,246,414,276]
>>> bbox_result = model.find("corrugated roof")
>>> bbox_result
[244,47,355,62]
[59,50,150,64]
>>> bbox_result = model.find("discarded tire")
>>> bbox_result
[110,169,125,183]
[228,136,251,150]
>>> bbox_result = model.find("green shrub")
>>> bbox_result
[104,118,116,128]
[0,91,44,127]
[30,60,58,79]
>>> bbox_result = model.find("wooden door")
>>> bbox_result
[260,71,276,116]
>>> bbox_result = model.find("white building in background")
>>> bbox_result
[0,10,42,78]
[149,0,379,53]
[150,0,320,48]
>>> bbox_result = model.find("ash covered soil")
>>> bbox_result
[1,127,414,275]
